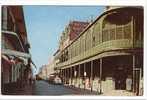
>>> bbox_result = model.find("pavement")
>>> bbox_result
[2,83,33,95]
[101,90,135,96]
[32,80,97,95]
[64,85,98,95]
[2,80,135,96]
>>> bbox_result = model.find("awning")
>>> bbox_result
[2,51,37,69]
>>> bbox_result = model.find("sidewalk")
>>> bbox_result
[101,90,135,96]
[2,83,33,95]
[64,85,135,96]
[64,85,98,95]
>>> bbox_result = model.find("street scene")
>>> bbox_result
[1,6,143,96]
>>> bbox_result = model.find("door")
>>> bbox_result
[115,67,127,90]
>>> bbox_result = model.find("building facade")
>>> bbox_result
[59,21,89,51]
[54,7,143,95]
[38,65,48,80]
[1,6,33,94]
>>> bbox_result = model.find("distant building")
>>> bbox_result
[38,65,48,80]
[38,57,56,80]
[54,21,89,65]
[46,57,55,75]
[59,21,89,51]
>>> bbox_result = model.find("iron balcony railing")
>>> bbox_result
[56,22,143,69]
[1,30,31,58]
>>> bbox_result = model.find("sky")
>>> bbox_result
[23,6,105,74]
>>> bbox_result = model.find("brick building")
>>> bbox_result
[1,6,34,94]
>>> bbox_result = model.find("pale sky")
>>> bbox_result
[23,6,105,74]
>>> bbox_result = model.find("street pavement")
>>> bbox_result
[3,80,134,96]
[33,80,76,95]
[32,80,97,95]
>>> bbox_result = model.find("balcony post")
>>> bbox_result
[84,63,86,90]
[65,68,67,84]
[99,58,102,94]
[70,67,72,86]
[79,64,80,88]
[133,55,135,93]
[91,60,93,92]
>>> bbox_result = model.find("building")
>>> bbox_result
[54,7,143,96]
[46,57,56,76]
[37,56,57,80]
[55,21,89,67]
[59,21,89,51]
[38,65,48,80]
[1,6,34,94]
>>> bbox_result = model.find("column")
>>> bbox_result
[68,68,70,85]
[99,58,102,94]
[74,66,76,86]
[65,69,67,84]
[132,55,136,93]
[84,63,86,90]
[91,60,93,92]
[79,64,81,88]
[70,67,72,85]
[64,69,65,84]
[61,69,63,83]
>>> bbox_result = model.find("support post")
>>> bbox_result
[79,64,81,88]
[133,55,135,93]
[91,60,93,92]
[71,67,72,86]
[74,66,75,86]
[65,69,67,84]
[99,58,102,94]
[63,69,64,84]
[84,63,86,90]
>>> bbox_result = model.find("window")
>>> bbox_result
[124,23,131,39]
[116,26,123,39]
[109,29,115,40]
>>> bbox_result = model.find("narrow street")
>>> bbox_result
[1,6,143,96]
[32,80,97,95]
[33,80,77,95]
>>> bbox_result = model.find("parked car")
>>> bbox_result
[48,74,55,84]
[48,74,62,85]
[53,76,62,85]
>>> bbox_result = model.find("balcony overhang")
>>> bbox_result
[2,49,31,58]
[2,30,25,52]
[58,50,133,69]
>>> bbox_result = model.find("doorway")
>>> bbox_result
[114,67,127,90]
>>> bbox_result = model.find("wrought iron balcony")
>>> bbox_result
[1,30,31,58]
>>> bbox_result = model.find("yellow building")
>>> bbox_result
[54,7,143,96]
